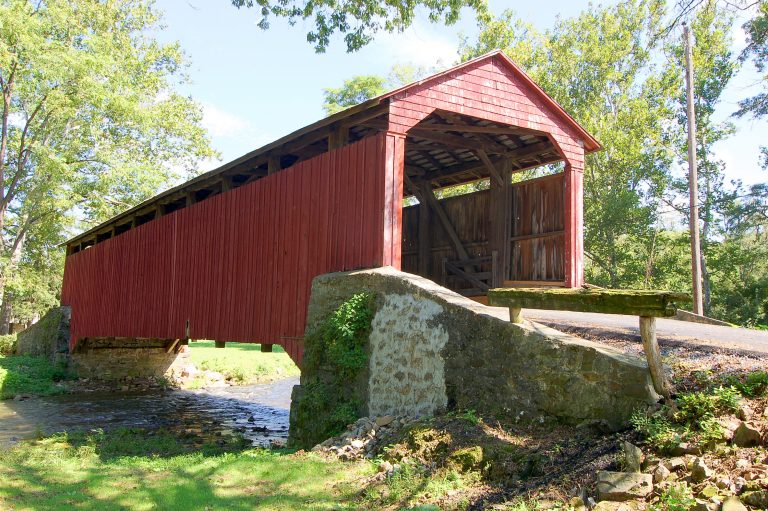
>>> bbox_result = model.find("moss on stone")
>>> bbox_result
[289,293,375,448]
[447,446,484,472]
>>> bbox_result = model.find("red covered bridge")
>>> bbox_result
[61,51,600,366]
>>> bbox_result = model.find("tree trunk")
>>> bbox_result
[0,219,28,334]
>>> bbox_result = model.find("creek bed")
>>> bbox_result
[0,376,297,447]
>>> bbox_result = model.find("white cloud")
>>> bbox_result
[201,102,252,138]
[375,21,461,69]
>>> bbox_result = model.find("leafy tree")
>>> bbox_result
[322,63,436,115]
[737,0,768,168]
[462,0,677,288]
[0,0,216,332]
[230,0,489,53]
[323,76,387,116]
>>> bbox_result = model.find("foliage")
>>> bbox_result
[322,63,436,115]
[631,383,744,452]
[292,292,375,447]
[0,332,15,355]
[0,428,370,510]
[0,353,71,399]
[723,370,768,397]
[230,0,488,53]
[362,462,473,509]
[0,0,216,330]
[737,1,768,121]
[186,341,299,386]
[651,483,697,511]
[323,75,387,115]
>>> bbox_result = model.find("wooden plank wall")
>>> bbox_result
[402,191,491,292]
[402,173,566,289]
[61,134,398,366]
[510,173,565,282]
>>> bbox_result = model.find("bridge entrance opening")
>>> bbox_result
[399,111,571,300]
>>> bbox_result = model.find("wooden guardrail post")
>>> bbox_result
[639,316,671,399]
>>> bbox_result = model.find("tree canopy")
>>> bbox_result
[0,0,215,330]
[230,0,489,52]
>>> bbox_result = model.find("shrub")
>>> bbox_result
[725,371,768,397]
[0,334,17,355]
[651,483,696,511]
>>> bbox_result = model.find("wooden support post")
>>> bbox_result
[422,185,472,267]
[489,160,511,287]
[268,155,281,175]
[260,343,273,353]
[215,340,226,349]
[639,316,671,399]
[476,149,504,186]
[165,339,180,353]
[417,180,432,277]
[509,306,523,324]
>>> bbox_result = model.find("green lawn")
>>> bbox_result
[187,341,300,386]
[0,354,70,400]
[0,429,372,511]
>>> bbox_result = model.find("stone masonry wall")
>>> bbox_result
[70,337,186,380]
[290,267,659,447]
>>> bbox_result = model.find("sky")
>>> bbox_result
[152,0,767,187]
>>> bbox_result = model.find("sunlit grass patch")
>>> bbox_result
[0,354,71,399]
[187,341,300,385]
[0,428,370,511]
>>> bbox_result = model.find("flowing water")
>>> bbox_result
[0,376,297,448]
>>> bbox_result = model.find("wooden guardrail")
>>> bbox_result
[488,288,692,400]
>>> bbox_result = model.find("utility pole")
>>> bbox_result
[683,22,703,315]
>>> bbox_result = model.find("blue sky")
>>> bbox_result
[153,0,767,187]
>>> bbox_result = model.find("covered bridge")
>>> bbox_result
[61,51,600,365]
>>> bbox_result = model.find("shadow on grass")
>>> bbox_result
[0,429,362,511]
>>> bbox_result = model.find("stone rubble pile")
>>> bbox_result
[311,415,418,461]
[590,418,768,511]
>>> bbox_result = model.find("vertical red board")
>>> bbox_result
[60,133,397,366]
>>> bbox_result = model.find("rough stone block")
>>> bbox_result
[596,471,653,501]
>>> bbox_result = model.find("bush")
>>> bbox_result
[0,334,17,355]
[724,371,768,397]
[651,483,696,511]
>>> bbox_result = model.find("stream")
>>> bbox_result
[0,376,298,448]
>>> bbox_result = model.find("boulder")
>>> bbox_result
[741,490,768,509]
[623,442,644,473]
[664,457,687,472]
[653,464,671,484]
[592,502,646,511]
[721,496,747,511]
[691,458,713,483]
[596,471,653,501]
[733,422,762,447]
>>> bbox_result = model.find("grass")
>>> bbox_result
[0,354,71,400]
[0,428,372,511]
[187,341,300,386]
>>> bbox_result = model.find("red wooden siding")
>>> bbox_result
[61,134,401,365]
[386,55,585,286]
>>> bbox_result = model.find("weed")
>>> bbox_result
[651,483,696,511]
[630,410,682,452]
[724,371,768,397]
[456,409,481,426]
